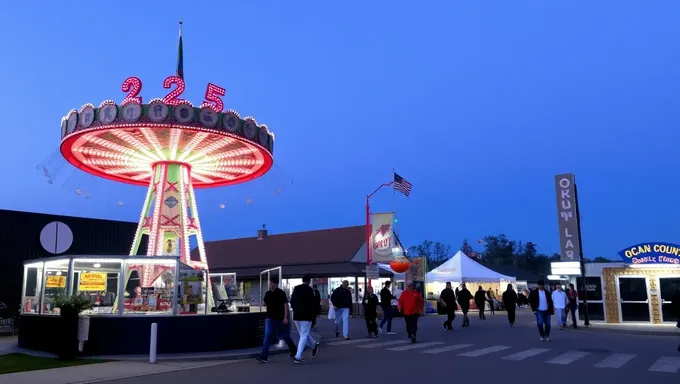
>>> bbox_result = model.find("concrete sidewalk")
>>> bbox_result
[579,321,680,336]
[0,360,239,384]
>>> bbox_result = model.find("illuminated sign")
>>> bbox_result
[46,275,66,288]
[78,272,107,291]
[618,242,680,265]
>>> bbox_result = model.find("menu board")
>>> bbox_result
[79,272,107,291]
[46,275,66,288]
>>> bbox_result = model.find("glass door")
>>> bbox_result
[617,277,650,322]
[658,277,680,322]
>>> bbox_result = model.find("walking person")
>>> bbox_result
[439,282,457,331]
[290,275,320,364]
[552,285,568,329]
[331,280,352,340]
[256,276,297,363]
[502,283,518,327]
[379,281,396,335]
[457,283,472,327]
[474,286,487,320]
[486,287,496,315]
[311,284,321,330]
[399,281,424,343]
[567,283,579,329]
[363,286,379,338]
[529,280,554,342]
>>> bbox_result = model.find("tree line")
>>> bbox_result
[407,234,612,276]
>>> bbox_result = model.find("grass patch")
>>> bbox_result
[0,353,108,375]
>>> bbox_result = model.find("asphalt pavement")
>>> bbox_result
[99,309,680,383]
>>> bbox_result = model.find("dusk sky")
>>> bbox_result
[2,1,680,260]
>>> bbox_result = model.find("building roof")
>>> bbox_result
[194,225,366,271]
[217,262,394,279]
[483,264,544,283]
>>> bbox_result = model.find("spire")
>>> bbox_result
[176,21,184,79]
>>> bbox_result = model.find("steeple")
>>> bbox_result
[176,21,184,79]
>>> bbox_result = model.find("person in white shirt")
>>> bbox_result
[529,280,554,342]
[551,285,568,329]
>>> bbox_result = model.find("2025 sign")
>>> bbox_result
[120,76,226,113]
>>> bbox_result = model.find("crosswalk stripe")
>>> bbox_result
[648,357,680,373]
[546,351,589,365]
[357,340,410,349]
[327,339,376,346]
[421,343,475,354]
[458,346,511,357]
[593,353,636,369]
[502,348,551,361]
[387,342,445,351]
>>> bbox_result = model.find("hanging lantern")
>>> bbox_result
[390,257,411,274]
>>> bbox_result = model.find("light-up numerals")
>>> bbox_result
[200,83,226,113]
[121,77,143,104]
[162,76,186,106]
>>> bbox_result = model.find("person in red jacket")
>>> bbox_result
[398,281,424,343]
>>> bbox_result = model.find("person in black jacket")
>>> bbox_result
[363,286,380,338]
[529,280,554,342]
[502,283,518,327]
[439,282,457,331]
[474,286,487,320]
[311,284,321,330]
[290,275,320,364]
[379,281,396,334]
[331,280,352,340]
[457,283,472,327]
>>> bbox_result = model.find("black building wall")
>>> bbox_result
[0,209,147,311]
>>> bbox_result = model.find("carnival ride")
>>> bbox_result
[57,23,275,292]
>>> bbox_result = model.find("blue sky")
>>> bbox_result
[2,1,680,260]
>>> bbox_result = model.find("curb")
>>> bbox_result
[578,326,678,337]
[90,346,292,363]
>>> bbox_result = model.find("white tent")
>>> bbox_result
[426,251,515,283]
[378,263,405,280]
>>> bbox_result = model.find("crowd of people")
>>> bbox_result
[256,274,680,365]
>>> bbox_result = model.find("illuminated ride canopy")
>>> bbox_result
[59,86,274,286]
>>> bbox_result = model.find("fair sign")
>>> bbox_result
[618,242,680,265]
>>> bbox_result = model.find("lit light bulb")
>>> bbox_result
[93,263,101,268]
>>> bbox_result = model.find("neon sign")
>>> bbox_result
[120,76,227,113]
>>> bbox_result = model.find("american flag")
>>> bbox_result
[393,172,413,196]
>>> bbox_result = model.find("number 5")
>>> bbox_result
[201,83,225,113]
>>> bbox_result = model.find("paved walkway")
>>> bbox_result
[0,360,237,384]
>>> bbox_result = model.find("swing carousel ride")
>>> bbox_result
[54,23,275,290]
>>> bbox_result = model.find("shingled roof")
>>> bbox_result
[193,225,366,271]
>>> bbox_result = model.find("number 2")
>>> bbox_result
[201,83,226,113]
[162,76,186,106]
[121,77,143,104]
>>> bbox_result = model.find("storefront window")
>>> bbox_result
[576,277,603,301]
[123,259,177,315]
[42,259,71,315]
[177,265,207,315]
[72,258,121,315]
[22,263,44,314]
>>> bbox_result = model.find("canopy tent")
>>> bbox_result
[426,251,515,283]
[378,263,406,280]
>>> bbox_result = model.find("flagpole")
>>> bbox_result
[392,168,398,235]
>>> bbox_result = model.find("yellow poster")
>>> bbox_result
[46,275,66,288]
[79,272,107,291]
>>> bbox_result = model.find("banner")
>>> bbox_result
[370,212,395,263]
[554,174,581,262]
[46,275,66,288]
[79,272,107,291]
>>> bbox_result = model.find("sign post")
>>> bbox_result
[554,174,589,326]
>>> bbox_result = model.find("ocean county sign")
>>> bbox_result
[618,242,680,264]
